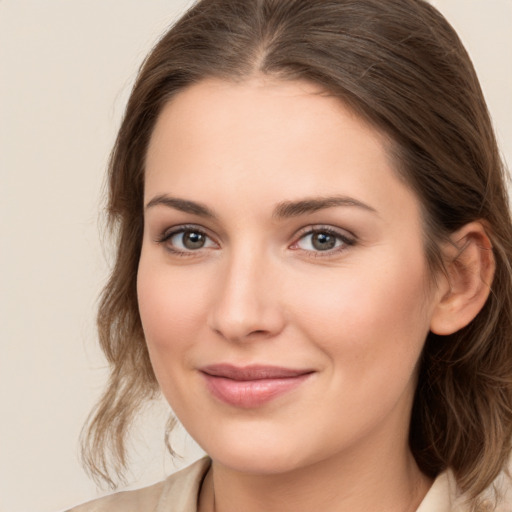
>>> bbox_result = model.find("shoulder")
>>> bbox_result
[418,470,512,512]
[67,480,166,512]
[67,457,211,512]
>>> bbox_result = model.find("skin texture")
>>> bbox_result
[137,77,453,511]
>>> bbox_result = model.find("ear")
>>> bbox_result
[430,221,495,336]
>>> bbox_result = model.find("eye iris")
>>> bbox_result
[183,231,205,249]
[312,232,336,250]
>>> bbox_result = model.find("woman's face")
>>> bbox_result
[138,78,442,474]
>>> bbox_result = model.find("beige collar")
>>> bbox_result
[155,457,507,512]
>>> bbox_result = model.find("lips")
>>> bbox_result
[199,364,314,408]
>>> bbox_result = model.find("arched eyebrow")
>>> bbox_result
[145,194,377,219]
[145,195,216,218]
[272,196,377,218]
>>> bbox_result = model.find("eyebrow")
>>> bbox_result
[145,195,216,218]
[145,194,377,219]
[272,196,377,218]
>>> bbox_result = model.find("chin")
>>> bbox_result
[212,448,308,475]
[192,421,320,475]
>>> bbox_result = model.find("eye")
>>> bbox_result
[291,227,355,254]
[157,226,218,253]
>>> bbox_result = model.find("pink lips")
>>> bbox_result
[200,364,314,408]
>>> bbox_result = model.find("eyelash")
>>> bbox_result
[155,224,217,257]
[290,226,356,258]
[155,224,356,258]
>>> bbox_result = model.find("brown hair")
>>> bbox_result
[82,0,512,505]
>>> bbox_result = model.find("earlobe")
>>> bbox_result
[430,222,495,336]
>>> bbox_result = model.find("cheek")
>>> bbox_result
[289,257,432,443]
[292,252,432,376]
[136,258,210,372]
[136,259,216,420]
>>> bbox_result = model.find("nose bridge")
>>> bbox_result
[208,242,284,342]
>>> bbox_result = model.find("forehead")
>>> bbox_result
[144,77,420,226]
[147,77,385,155]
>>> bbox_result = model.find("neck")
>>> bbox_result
[198,440,432,512]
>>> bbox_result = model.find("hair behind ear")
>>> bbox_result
[411,220,512,501]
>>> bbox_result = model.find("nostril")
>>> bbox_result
[211,323,282,343]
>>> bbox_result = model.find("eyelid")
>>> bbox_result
[155,224,219,254]
[289,225,356,255]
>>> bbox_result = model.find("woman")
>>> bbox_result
[70,0,512,510]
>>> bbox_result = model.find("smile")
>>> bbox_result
[199,364,315,408]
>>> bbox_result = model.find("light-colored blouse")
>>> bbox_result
[67,457,509,512]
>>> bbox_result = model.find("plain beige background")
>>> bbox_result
[1,1,511,511]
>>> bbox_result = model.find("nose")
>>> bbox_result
[207,247,286,343]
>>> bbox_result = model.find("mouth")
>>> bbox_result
[199,364,315,408]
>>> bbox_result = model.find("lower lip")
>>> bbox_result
[201,373,312,408]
